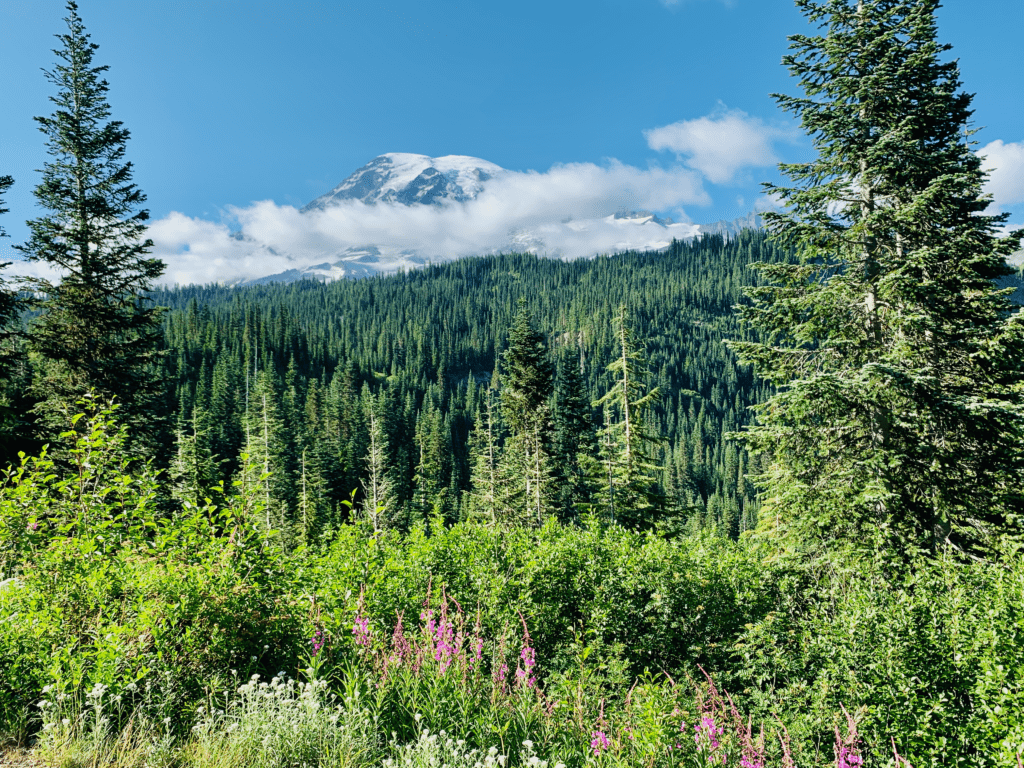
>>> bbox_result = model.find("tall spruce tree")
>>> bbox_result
[553,346,597,520]
[0,176,22,360]
[499,301,555,525]
[593,305,663,528]
[466,384,504,526]
[18,2,165,441]
[0,176,11,240]
[0,175,31,462]
[729,0,1024,560]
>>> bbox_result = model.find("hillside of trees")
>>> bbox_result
[151,234,790,543]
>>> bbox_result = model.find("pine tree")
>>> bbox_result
[552,347,597,520]
[362,393,397,533]
[729,0,1024,560]
[594,305,664,528]
[18,2,165,442]
[0,176,22,363]
[499,301,555,525]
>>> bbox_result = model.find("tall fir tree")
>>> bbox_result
[0,176,11,241]
[499,301,556,525]
[729,0,1024,561]
[0,176,23,368]
[466,384,504,526]
[362,392,398,533]
[593,305,663,528]
[0,175,33,464]
[18,2,166,445]
[552,346,597,520]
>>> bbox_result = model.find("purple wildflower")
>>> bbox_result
[514,614,537,689]
[310,627,325,657]
[352,615,371,648]
[834,706,864,768]
[590,730,610,756]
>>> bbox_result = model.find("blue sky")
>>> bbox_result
[1,0,1021,283]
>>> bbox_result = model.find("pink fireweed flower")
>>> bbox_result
[352,615,371,648]
[837,747,864,768]
[310,627,325,657]
[835,705,864,768]
[516,645,537,688]
[390,613,410,666]
[591,730,610,756]
[493,662,509,693]
[514,614,537,689]
[694,714,724,751]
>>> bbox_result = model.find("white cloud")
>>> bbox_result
[148,160,710,286]
[979,140,1024,209]
[644,108,795,185]
[754,192,785,213]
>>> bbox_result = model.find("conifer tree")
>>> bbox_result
[499,301,555,525]
[18,2,165,440]
[362,393,397,533]
[553,347,597,519]
[0,175,11,241]
[168,408,219,509]
[0,176,22,364]
[467,385,504,526]
[0,175,31,462]
[730,0,1024,559]
[593,305,664,527]
[241,371,294,538]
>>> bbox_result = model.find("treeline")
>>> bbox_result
[154,232,787,544]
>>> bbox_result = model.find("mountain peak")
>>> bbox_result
[302,153,505,212]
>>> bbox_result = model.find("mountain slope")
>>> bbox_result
[301,153,504,211]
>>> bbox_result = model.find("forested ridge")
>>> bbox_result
[154,234,786,541]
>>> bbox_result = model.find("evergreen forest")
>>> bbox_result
[151,235,789,542]
[3,2,1024,767]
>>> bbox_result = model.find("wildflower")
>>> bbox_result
[352,615,371,648]
[694,714,724,750]
[837,747,864,768]
[590,730,610,756]
[26,521,38,531]
[311,627,326,657]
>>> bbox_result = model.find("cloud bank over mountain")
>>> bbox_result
[150,157,711,286]
[107,116,1024,286]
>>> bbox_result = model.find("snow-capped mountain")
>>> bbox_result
[230,154,767,285]
[301,153,504,211]
[699,211,765,240]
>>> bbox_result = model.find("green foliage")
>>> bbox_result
[729,0,1024,561]
[732,556,1024,766]
[155,236,785,541]
[17,1,166,447]
[0,401,304,743]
